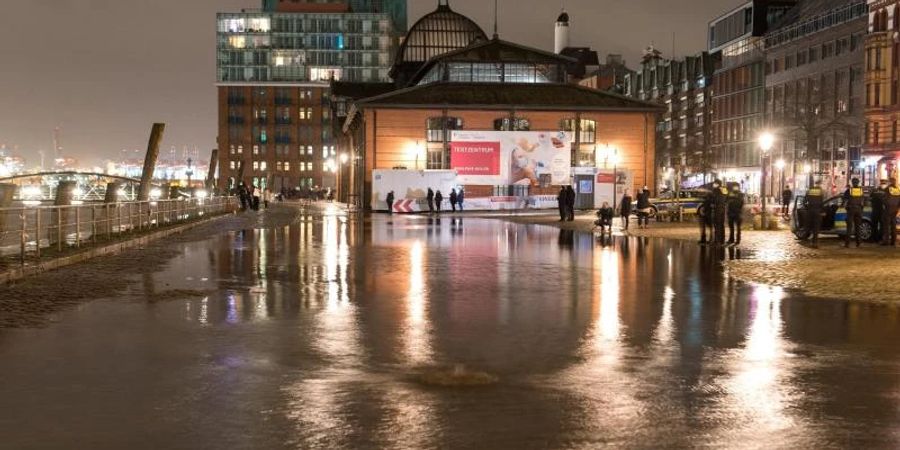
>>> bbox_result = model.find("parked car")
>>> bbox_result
[791,191,900,241]
[634,189,708,218]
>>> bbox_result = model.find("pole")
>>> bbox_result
[138,123,165,201]
[761,154,768,230]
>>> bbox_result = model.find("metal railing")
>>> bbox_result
[0,197,238,269]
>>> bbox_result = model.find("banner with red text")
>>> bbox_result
[450,131,572,185]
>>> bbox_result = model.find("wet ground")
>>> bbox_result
[2,204,900,449]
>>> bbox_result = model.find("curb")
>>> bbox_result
[0,213,233,285]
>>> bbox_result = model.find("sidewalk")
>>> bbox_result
[495,211,900,303]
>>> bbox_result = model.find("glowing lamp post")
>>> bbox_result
[759,132,775,229]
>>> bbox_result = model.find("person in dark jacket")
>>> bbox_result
[457,188,465,211]
[805,181,825,248]
[698,191,713,244]
[434,190,444,213]
[842,178,864,248]
[566,185,577,221]
[636,187,651,228]
[619,189,633,231]
[872,180,887,242]
[557,187,568,222]
[727,184,745,245]
[595,201,614,235]
[426,188,435,213]
[449,189,458,212]
[711,179,728,245]
[385,191,395,214]
[781,186,793,216]
[883,178,900,246]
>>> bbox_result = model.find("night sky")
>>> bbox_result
[0,0,736,166]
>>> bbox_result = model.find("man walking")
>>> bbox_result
[883,178,900,246]
[698,190,713,245]
[781,185,793,216]
[842,178,864,248]
[566,185,577,221]
[805,181,824,248]
[727,184,744,245]
[385,191,395,214]
[426,188,435,213]
[636,187,651,229]
[434,190,444,213]
[449,189,458,212]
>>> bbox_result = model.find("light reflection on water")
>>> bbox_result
[6,212,900,449]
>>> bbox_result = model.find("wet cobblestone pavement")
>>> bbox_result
[1,204,900,448]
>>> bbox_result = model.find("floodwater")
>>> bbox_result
[1,205,900,449]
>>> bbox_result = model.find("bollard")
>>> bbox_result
[52,181,76,251]
[104,182,122,204]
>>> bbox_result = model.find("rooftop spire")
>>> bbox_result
[493,0,499,38]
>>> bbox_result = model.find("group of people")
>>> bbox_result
[425,188,465,213]
[557,186,577,221]
[697,179,745,246]
[802,177,900,248]
[236,183,276,211]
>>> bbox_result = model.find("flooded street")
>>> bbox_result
[2,205,900,449]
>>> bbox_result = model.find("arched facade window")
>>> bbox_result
[493,117,530,131]
[425,117,463,169]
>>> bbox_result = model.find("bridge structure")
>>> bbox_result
[0,171,147,203]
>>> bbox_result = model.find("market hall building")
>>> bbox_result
[337,2,662,211]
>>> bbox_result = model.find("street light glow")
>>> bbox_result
[339,153,349,164]
[759,132,775,152]
[775,159,786,170]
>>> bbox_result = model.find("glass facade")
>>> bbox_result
[216,11,397,83]
[418,62,564,85]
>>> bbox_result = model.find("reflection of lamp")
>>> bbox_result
[339,153,349,164]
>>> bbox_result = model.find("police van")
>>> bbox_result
[791,190,900,241]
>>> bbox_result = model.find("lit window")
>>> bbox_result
[229,145,236,155]
[276,161,283,171]
[284,162,291,171]
[307,146,313,155]
[253,145,260,155]
[237,145,243,154]
[260,161,267,171]
[322,147,328,158]
[252,161,259,170]
[229,161,236,170]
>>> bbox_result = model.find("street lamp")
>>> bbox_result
[759,132,775,229]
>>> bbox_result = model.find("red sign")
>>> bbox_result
[596,173,615,183]
[451,141,501,176]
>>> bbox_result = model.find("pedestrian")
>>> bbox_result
[781,185,793,216]
[263,189,272,209]
[595,201,614,235]
[238,183,249,211]
[426,188,435,213]
[872,180,887,243]
[842,178,864,248]
[457,188,465,211]
[566,185,577,221]
[449,189,458,212]
[434,190,443,213]
[251,186,261,211]
[883,178,900,246]
[385,190,395,214]
[636,187,652,228]
[557,186,567,222]
[805,181,824,248]
[711,179,728,244]
[727,184,744,245]
[619,189,633,231]
[698,190,713,245]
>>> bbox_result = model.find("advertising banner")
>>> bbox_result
[451,131,572,186]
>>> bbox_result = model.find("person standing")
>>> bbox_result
[872,180,886,243]
[251,186,261,211]
[727,184,744,245]
[449,189,458,212]
[842,178,864,248]
[636,187,651,228]
[805,181,824,248]
[781,186,793,216]
[426,188,435,213]
[698,190,713,244]
[619,189,633,231]
[385,191,395,214]
[557,186,568,222]
[262,189,272,209]
[712,180,728,244]
[566,185,577,221]
[883,178,900,246]
[457,188,465,211]
[434,190,444,213]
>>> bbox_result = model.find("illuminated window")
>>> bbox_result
[560,119,596,143]
[276,161,283,171]
[284,162,291,171]
[322,146,328,158]
[252,161,259,171]
[237,145,243,154]
[260,161,267,171]
[253,145,260,155]
[310,67,342,81]
[229,161,236,170]
[229,145,236,155]
[494,118,530,131]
